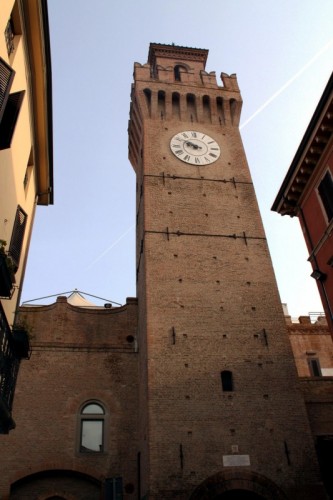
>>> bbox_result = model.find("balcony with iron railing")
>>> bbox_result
[0,302,31,433]
[4,19,15,56]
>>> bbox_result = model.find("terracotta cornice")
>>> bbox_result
[148,43,208,68]
[272,72,333,216]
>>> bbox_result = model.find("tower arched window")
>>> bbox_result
[202,95,211,121]
[172,92,180,119]
[221,370,233,392]
[79,401,106,453]
[158,90,166,118]
[174,65,187,82]
[186,93,197,122]
[230,98,237,124]
[143,88,151,113]
[216,96,225,125]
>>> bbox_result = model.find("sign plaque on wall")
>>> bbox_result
[223,455,251,467]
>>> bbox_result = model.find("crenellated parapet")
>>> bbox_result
[132,63,241,92]
[129,45,243,170]
[221,72,240,91]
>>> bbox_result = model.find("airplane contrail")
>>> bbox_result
[85,224,135,270]
[86,40,333,271]
[240,38,333,130]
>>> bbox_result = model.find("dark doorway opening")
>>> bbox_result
[316,435,333,499]
[215,490,266,500]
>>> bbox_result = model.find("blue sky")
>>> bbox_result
[21,0,333,317]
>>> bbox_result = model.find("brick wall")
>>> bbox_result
[130,44,326,499]
[288,316,333,376]
[0,296,139,499]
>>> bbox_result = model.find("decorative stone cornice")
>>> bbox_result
[148,43,208,68]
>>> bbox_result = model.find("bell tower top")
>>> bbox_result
[129,43,242,171]
[148,43,208,70]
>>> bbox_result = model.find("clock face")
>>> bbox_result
[170,130,220,165]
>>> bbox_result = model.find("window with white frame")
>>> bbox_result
[79,401,105,453]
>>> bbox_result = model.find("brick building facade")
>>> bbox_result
[127,44,326,499]
[0,0,53,432]
[0,294,139,499]
[272,73,333,335]
[0,297,332,499]
[286,313,333,498]
[1,44,332,499]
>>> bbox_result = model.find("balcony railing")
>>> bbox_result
[4,20,15,56]
[0,302,20,433]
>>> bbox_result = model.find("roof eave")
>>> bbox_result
[20,0,53,206]
[272,72,333,216]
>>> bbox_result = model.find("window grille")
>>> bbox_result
[4,20,15,56]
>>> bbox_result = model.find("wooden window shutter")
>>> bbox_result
[0,57,15,123]
[9,206,27,271]
[0,90,24,150]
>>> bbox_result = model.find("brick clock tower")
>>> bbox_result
[128,44,325,500]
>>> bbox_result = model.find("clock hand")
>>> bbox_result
[185,141,202,150]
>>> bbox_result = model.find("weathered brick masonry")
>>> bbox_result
[0,44,331,500]
[0,295,139,499]
[128,44,327,499]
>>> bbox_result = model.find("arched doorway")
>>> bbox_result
[189,470,288,500]
[215,490,266,499]
[10,469,101,499]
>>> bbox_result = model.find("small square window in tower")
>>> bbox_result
[221,370,233,391]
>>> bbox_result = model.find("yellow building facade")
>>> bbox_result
[0,0,53,432]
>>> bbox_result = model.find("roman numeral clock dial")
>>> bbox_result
[170,130,221,165]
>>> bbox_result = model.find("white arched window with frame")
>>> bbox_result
[79,401,106,453]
